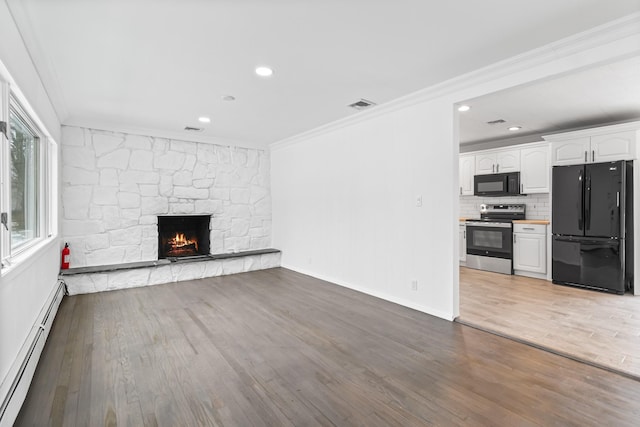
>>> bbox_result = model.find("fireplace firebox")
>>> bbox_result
[157,215,211,259]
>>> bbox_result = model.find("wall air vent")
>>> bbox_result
[487,119,506,125]
[348,99,377,110]
[184,126,204,132]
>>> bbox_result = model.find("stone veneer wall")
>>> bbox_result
[61,126,272,268]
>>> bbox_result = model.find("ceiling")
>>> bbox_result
[6,0,640,148]
[459,55,640,147]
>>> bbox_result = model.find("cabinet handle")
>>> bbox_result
[492,164,495,173]
[460,186,462,195]
[513,234,516,243]
[464,230,466,238]
[497,164,499,172]
[592,150,595,162]
[520,184,523,193]
[523,227,535,230]
[584,151,587,162]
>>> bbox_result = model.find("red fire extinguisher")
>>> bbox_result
[61,243,70,270]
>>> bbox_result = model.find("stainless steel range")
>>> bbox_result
[466,204,526,275]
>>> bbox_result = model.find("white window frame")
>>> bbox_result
[0,79,57,270]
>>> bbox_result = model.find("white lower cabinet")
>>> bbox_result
[513,223,546,275]
[459,223,466,263]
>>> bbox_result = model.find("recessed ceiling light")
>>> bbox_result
[255,66,274,77]
[222,95,236,101]
[508,126,522,131]
[458,105,471,112]
[198,116,211,123]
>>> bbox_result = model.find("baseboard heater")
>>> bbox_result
[0,280,65,426]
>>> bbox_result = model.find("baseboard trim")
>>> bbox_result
[281,264,455,321]
[0,281,65,427]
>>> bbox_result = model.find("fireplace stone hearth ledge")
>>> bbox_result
[60,248,281,295]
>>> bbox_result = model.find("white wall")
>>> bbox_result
[272,99,457,319]
[271,15,640,321]
[0,0,61,410]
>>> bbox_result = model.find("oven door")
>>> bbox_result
[466,222,513,259]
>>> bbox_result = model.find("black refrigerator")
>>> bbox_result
[552,160,633,294]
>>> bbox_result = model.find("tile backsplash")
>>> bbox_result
[460,193,550,220]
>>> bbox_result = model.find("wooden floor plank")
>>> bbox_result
[15,267,640,426]
[459,266,640,378]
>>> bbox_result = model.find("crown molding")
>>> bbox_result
[62,119,266,150]
[542,120,640,141]
[271,12,640,152]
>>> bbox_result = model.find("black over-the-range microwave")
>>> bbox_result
[473,172,521,197]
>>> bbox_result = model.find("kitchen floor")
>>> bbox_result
[459,267,640,379]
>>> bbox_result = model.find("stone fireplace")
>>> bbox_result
[60,125,280,295]
[157,215,211,259]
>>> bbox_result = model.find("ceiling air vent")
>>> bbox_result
[487,119,506,125]
[184,126,204,132]
[348,99,377,110]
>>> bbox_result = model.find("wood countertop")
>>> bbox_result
[512,220,550,225]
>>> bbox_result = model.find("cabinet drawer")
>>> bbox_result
[513,223,546,234]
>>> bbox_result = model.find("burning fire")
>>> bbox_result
[168,233,198,251]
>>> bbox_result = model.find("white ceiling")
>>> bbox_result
[459,55,640,146]
[6,0,640,148]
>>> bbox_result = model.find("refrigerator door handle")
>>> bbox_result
[585,171,592,231]
[617,191,620,208]
[578,169,584,231]
[584,151,587,162]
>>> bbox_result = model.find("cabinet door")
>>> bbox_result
[592,131,636,162]
[513,233,546,273]
[496,149,520,173]
[459,155,475,195]
[552,138,590,166]
[520,145,550,194]
[459,225,466,262]
[475,153,497,175]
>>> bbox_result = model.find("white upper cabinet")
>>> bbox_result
[520,143,550,194]
[591,131,636,163]
[551,137,591,166]
[496,149,520,173]
[459,154,475,196]
[475,149,520,175]
[546,122,639,166]
[475,152,497,175]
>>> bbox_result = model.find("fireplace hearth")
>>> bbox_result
[158,215,211,259]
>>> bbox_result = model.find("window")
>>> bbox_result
[0,87,55,266]
[9,106,40,250]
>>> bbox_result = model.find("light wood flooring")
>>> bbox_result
[459,266,640,379]
[17,267,640,426]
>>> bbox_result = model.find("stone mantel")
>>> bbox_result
[60,248,280,276]
[61,250,281,295]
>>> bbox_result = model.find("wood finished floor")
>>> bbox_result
[459,266,640,378]
[17,268,640,426]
